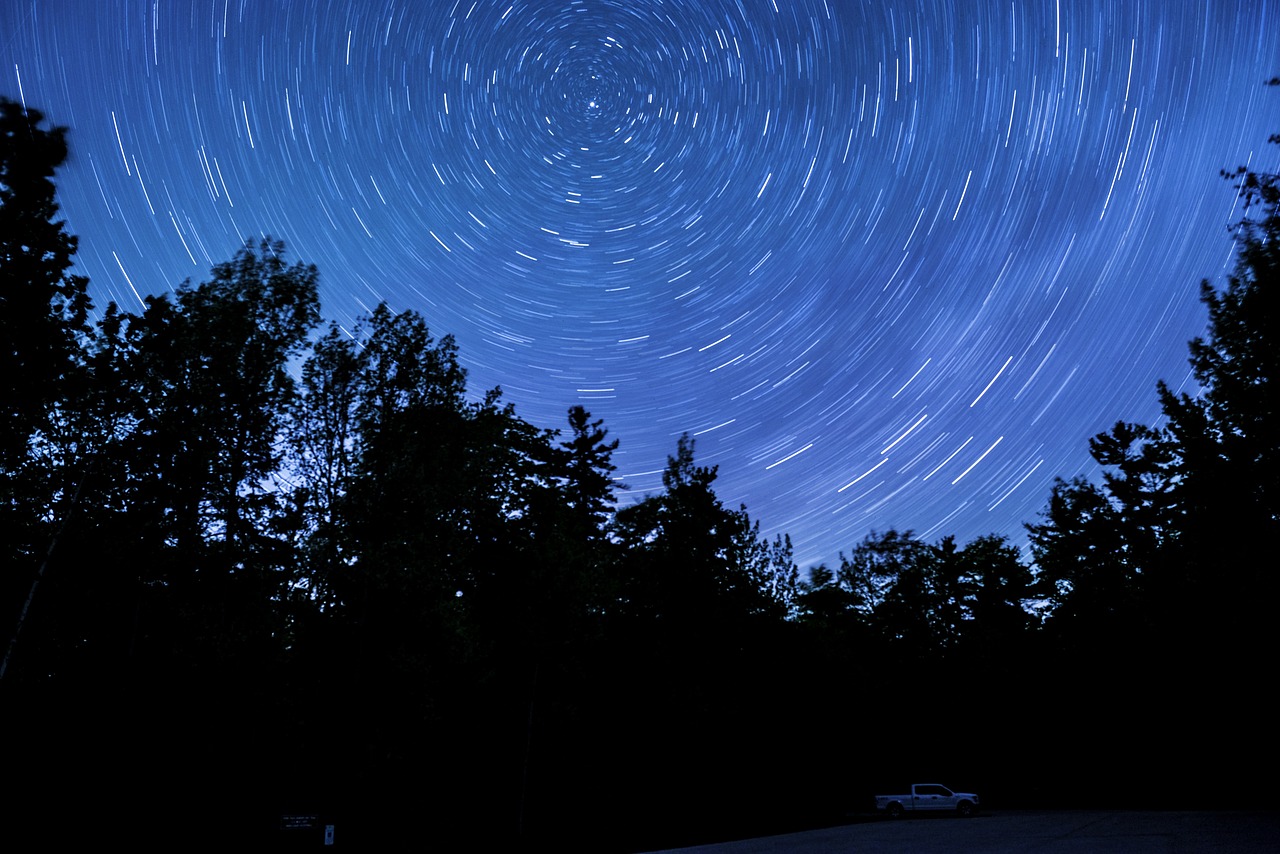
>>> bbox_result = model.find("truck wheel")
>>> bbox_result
[957,801,974,818]
[887,802,905,819]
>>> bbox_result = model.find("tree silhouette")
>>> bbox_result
[1020,80,1280,799]
[15,85,1280,844]
[611,434,784,626]
[0,99,91,474]
[956,533,1034,659]
[560,404,621,538]
[1032,82,1279,638]
[0,99,94,680]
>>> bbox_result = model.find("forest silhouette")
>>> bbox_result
[2,87,1276,850]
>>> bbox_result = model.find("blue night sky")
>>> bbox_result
[4,1,1278,569]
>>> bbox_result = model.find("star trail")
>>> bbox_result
[4,1,1278,568]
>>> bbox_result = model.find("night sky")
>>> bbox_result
[4,1,1278,569]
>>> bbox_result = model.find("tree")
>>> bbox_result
[610,435,781,626]
[1030,80,1280,640]
[950,534,1034,668]
[66,238,322,677]
[1027,476,1141,637]
[560,405,621,540]
[286,320,362,592]
[740,530,801,620]
[1,99,95,680]
[288,303,611,843]
[0,98,91,475]
[846,530,990,660]
[315,305,474,619]
[1019,82,1280,796]
[958,535,1033,636]
[123,240,317,541]
[1158,112,1280,563]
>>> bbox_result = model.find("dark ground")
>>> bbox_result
[645,811,1280,853]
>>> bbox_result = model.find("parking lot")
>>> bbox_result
[650,811,1280,853]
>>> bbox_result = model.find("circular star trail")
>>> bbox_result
[4,1,1278,567]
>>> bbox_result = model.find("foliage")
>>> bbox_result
[1029,81,1280,643]
[796,528,1032,660]
[0,98,91,473]
[1018,80,1280,803]
[610,434,790,626]
[0,99,95,680]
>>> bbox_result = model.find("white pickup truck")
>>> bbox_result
[874,783,979,817]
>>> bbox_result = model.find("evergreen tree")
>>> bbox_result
[1158,115,1280,587]
[611,434,780,626]
[560,404,620,539]
[1022,82,1280,796]
[1031,81,1279,641]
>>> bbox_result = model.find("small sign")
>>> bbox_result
[281,814,318,830]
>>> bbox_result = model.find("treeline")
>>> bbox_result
[2,92,1276,849]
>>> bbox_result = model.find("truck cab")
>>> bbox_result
[874,783,979,817]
